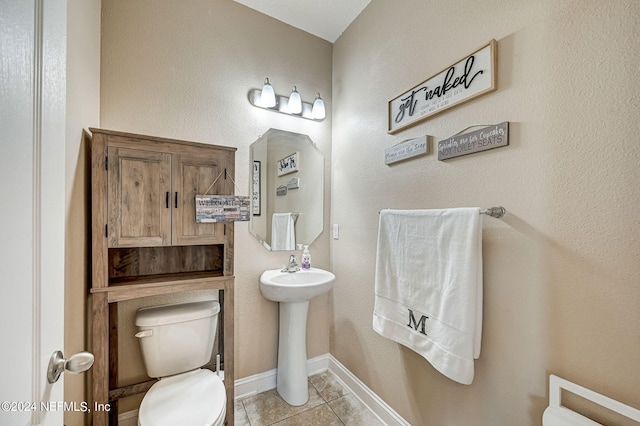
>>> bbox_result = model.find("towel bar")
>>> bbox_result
[379,206,507,218]
[543,374,640,424]
[479,206,506,218]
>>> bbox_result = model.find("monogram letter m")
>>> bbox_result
[407,309,428,335]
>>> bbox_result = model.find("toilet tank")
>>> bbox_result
[135,300,220,378]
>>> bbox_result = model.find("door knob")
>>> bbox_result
[47,350,94,384]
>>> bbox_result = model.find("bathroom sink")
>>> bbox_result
[259,267,336,406]
[260,267,335,303]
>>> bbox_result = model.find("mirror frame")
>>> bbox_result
[249,129,324,251]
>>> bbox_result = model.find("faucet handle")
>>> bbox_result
[289,254,297,263]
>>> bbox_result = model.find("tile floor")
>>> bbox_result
[234,370,385,426]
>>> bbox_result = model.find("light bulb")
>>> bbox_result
[260,78,276,108]
[312,93,325,120]
[287,86,302,114]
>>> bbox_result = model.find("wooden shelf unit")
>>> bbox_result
[89,128,236,426]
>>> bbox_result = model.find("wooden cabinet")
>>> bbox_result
[171,152,229,245]
[90,128,236,426]
[107,147,172,247]
[107,144,230,247]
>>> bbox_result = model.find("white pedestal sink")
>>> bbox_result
[260,267,336,406]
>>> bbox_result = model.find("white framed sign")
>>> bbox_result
[277,151,299,176]
[388,39,497,134]
[252,161,261,215]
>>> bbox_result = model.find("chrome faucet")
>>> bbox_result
[282,255,300,273]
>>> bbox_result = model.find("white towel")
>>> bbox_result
[372,208,483,385]
[271,213,296,250]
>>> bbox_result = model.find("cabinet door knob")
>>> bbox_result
[165,191,169,208]
[175,192,178,208]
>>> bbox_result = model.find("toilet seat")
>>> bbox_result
[138,369,226,426]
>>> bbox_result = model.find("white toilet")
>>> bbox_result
[134,300,226,426]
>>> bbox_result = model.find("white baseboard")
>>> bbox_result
[234,353,410,426]
[326,355,411,426]
[233,367,277,399]
[234,353,330,399]
[120,353,409,426]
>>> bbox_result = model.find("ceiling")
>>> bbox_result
[232,0,371,43]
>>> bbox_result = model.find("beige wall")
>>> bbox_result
[73,0,640,424]
[64,0,101,424]
[332,1,639,425]
[98,0,333,414]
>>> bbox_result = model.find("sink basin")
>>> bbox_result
[259,267,336,406]
[260,267,335,303]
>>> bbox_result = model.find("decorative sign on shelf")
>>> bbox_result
[388,39,497,134]
[385,135,429,165]
[438,121,509,160]
[277,152,299,176]
[195,195,250,222]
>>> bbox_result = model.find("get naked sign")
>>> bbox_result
[388,40,497,134]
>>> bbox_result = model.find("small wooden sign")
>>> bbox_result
[276,185,288,196]
[385,135,429,165]
[438,122,509,160]
[287,177,300,189]
[388,40,497,134]
[195,195,250,222]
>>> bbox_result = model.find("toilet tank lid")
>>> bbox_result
[136,300,220,327]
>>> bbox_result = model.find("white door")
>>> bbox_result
[1,0,66,425]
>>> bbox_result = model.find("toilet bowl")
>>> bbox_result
[138,369,225,426]
[135,300,226,426]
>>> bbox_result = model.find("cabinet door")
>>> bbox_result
[172,152,228,245]
[107,147,172,247]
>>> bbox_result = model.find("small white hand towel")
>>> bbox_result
[271,213,296,251]
[373,208,483,385]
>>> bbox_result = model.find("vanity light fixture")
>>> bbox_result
[248,78,326,121]
[287,86,302,114]
[312,93,325,120]
[260,78,277,108]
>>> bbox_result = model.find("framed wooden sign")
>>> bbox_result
[277,152,299,176]
[388,39,497,134]
[252,161,261,215]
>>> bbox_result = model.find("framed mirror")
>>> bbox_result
[249,129,324,251]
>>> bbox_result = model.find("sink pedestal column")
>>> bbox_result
[276,300,309,406]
